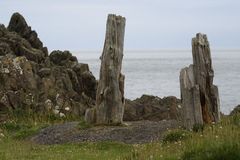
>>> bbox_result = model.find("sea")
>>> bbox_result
[73,50,240,115]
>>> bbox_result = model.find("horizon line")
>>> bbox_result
[71,49,240,53]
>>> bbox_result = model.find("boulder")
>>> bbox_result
[124,95,182,121]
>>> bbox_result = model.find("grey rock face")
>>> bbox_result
[49,50,77,66]
[8,12,45,53]
[0,13,97,122]
[124,95,182,121]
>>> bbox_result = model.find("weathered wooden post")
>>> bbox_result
[180,33,220,129]
[180,65,203,129]
[85,14,126,125]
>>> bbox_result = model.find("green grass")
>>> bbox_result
[0,122,47,140]
[162,129,191,144]
[0,139,133,160]
[0,112,239,160]
[182,141,240,160]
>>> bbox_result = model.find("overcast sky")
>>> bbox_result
[0,0,240,51]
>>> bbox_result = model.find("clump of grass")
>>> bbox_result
[7,107,81,125]
[0,121,47,139]
[163,129,191,144]
[0,122,23,132]
[231,113,240,126]
[123,149,140,160]
[124,114,240,160]
[13,125,47,140]
[78,120,92,130]
[182,141,240,160]
[192,123,204,132]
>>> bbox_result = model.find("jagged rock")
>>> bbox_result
[230,105,240,116]
[85,14,126,125]
[124,95,182,121]
[0,42,14,56]
[0,56,37,91]
[72,63,89,75]
[70,63,97,99]
[0,92,11,113]
[66,69,81,93]
[80,71,97,99]
[0,55,38,111]
[0,21,46,63]
[38,68,51,78]
[180,33,220,129]
[49,50,77,66]
[7,12,46,54]
[0,13,98,121]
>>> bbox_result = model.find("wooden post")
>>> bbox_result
[192,33,220,123]
[180,65,203,129]
[85,14,126,125]
[180,33,220,129]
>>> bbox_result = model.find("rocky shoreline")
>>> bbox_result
[0,13,181,124]
[1,13,239,145]
[0,13,186,144]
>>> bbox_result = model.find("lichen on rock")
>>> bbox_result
[0,12,97,122]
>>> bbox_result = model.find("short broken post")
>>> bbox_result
[180,33,220,129]
[85,14,126,125]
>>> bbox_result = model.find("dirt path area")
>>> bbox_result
[30,120,180,145]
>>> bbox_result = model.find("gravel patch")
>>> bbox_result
[30,120,180,145]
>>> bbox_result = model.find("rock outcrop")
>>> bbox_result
[230,105,240,116]
[0,12,189,125]
[8,13,47,54]
[85,14,126,125]
[0,13,97,121]
[180,33,220,129]
[123,95,182,121]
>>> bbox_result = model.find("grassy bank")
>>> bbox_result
[0,112,239,160]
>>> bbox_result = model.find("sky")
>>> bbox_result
[0,0,240,51]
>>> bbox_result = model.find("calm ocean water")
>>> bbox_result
[73,50,240,114]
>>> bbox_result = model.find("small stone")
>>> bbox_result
[53,109,59,115]
[3,68,10,73]
[65,107,70,111]
[45,99,53,111]
[59,112,66,118]
[55,105,60,110]
[0,133,5,138]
